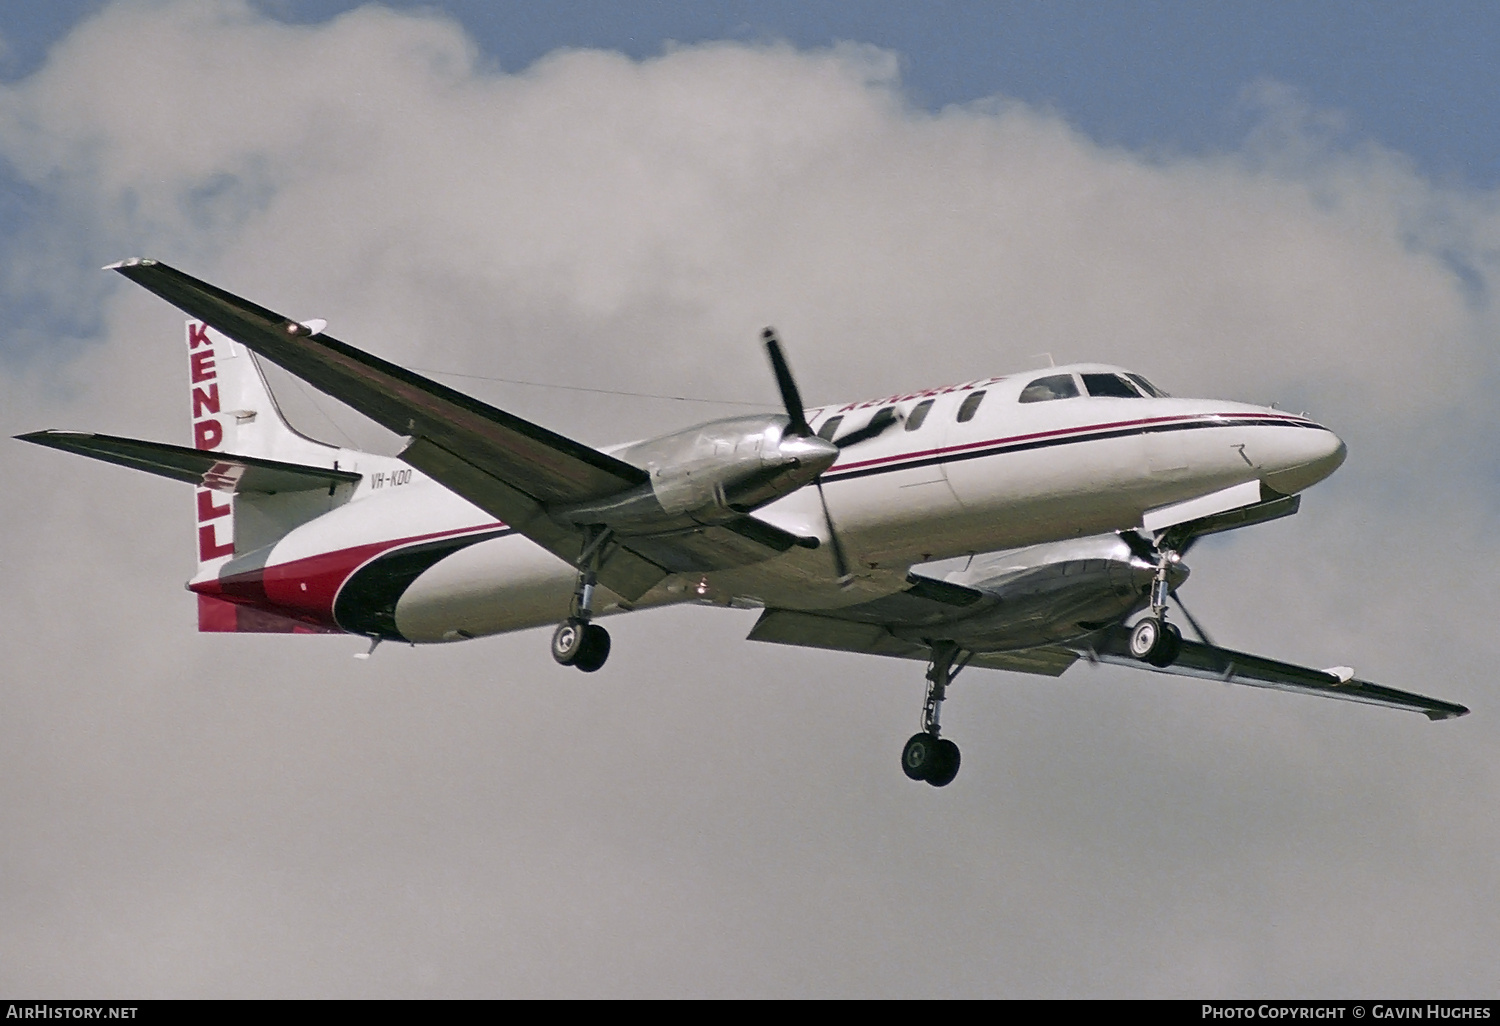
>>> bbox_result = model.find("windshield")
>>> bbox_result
[1081,373,1143,398]
[1126,373,1168,398]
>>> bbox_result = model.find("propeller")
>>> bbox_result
[814,478,852,579]
[763,328,812,437]
[1169,592,1216,649]
[763,327,853,580]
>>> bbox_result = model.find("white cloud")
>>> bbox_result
[2,0,1498,996]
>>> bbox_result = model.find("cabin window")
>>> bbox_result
[1126,373,1168,398]
[1082,373,1143,398]
[1018,374,1079,403]
[816,415,843,441]
[956,391,986,423]
[905,398,935,431]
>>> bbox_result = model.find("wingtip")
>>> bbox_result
[101,257,157,271]
[1425,705,1470,721]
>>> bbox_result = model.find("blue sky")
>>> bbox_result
[9,1,1500,186]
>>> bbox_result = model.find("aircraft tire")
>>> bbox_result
[1147,622,1182,668]
[551,619,586,666]
[573,624,611,673]
[902,732,939,781]
[927,739,961,788]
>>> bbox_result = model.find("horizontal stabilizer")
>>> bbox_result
[17,430,362,494]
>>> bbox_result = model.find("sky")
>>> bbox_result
[2,0,1499,998]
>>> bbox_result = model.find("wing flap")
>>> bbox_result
[968,647,1078,677]
[17,430,360,494]
[746,609,1078,677]
[1085,626,1469,720]
[747,608,928,659]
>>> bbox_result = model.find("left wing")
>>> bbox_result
[107,259,799,599]
[1079,627,1469,720]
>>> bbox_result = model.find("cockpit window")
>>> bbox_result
[956,391,986,423]
[816,415,843,441]
[905,398,935,431]
[1126,373,1168,398]
[1082,373,1143,398]
[1018,374,1080,403]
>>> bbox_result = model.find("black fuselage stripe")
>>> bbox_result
[824,418,1325,484]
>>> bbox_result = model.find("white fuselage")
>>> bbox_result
[200,363,1346,643]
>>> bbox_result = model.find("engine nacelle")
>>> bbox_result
[896,535,1190,652]
[556,415,837,534]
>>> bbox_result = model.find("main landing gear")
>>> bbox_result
[1129,546,1183,668]
[553,528,613,673]
[902,641,968,788]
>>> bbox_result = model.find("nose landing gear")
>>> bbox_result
[553,527,614,673]
[901,641,968,788]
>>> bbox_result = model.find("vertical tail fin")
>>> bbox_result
[187,320,353,633]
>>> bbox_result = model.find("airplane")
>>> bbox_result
[19,258,1468,788]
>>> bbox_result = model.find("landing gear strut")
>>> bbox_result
[902,641,967,787]
[553,527,613,673]
[1130,546,1183,667]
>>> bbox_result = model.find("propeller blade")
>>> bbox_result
[832,406,902,449]
[1171,593,1215,649]
[1171,591,1237,679]
[763,327,811,437]
[814,477,851,580]
[1118,529,1158,563]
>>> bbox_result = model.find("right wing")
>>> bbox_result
[745,579,1467,719]
[1081,627,1470,720]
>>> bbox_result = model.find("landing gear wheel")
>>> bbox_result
[573,624,611,673]
[1148,622,1182,668]
[927,738,961,788]
[551,620,586,666]
[552,620,610,671]
[1129,617,1182,667]
[902,732,939,781]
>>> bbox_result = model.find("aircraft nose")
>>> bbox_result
[1261,424,1347,494]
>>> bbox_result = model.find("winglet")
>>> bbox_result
[102,257,157,271]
